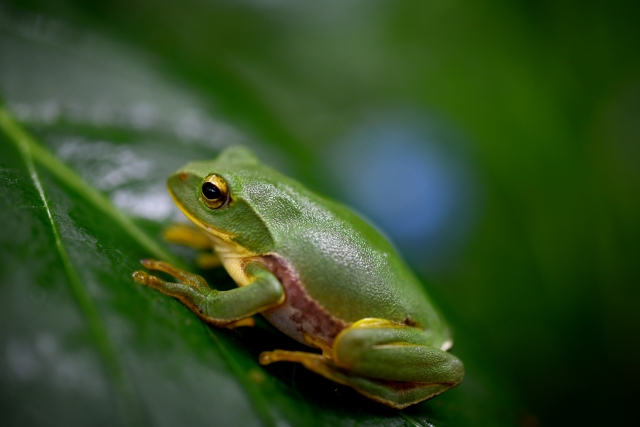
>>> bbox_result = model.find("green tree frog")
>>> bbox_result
[133,146,464,409]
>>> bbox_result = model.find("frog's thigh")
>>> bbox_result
[333,319,464,385]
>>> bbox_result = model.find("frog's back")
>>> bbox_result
[277,205,448,331]
[243,170,451,347]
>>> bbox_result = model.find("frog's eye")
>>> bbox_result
[201,174,229,209]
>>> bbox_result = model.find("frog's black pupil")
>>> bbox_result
[202,182,222,200]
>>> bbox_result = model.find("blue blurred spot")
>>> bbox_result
[326,110,479,274]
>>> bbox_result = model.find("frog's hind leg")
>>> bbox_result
[259,318,464,409]
[332,319,464,384]
[258,349,449,409]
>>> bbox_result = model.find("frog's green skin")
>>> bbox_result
[134,146,464,409]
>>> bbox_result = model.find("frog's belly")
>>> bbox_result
[259,254,349,346]
[261,297,344,345]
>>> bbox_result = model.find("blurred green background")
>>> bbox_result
[1,0,639,426]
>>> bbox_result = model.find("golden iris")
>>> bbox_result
[201,174,229,209]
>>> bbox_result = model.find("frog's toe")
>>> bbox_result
[225,317,255,329]
[258,350,335,375]
[138,259,209,290]
[140,258,157,269]
[132,270,161,287]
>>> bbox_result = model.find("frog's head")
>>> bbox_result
[168,146,280,254]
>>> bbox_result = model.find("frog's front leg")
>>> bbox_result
[259,318,464,409]
[133,259,284,326]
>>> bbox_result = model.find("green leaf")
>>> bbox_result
[0,3,523,426]
[0,98,516,427]
[0,103,516,427]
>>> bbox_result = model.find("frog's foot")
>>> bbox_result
[134,259,210,292]
[162,224,222,269]
[133,259,215,317]
[259,350,344,380]
[196,252,222,269]
[162,224,212,250]
[225,317,255,329]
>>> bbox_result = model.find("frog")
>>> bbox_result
[133,146,464,409]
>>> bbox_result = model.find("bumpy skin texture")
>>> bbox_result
[137,146,463,409]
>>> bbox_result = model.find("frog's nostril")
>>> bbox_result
[180,172,188,181]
